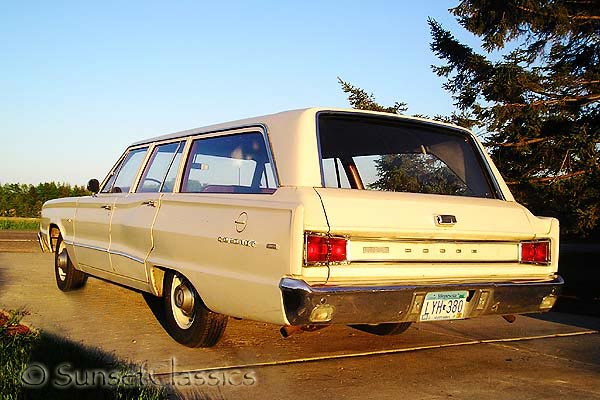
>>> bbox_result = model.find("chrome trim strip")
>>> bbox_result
[109,250,145,264]
[347,259,518,264]
[71,242,145,264]
[344,236,520,244]
[72,242,106,252]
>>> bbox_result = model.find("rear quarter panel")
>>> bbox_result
[149,188,327,325]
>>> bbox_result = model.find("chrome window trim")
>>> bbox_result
[134,140,186,194]
[99,150,128,193]
[180,126,279,193]
[100,145,151,194]
[130,123,279,189]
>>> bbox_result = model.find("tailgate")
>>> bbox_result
[305,188,555,283]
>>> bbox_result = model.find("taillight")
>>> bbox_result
[305,234,347,264]
[520,241,550,264]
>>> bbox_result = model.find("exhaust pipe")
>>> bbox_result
[502,314,517,323]
[280,325,328,338]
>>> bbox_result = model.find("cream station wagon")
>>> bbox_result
[39,108,563,347]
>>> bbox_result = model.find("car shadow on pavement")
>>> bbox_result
[142,292,169,333]
[530,307,600,331]
[18,331,180,399]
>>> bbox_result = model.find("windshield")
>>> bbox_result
[318,114,498,199]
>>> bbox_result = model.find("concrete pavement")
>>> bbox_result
[1,233,599,399]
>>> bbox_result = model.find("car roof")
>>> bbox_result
[130,107,471,147]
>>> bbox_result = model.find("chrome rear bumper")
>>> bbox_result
[279,275,563,326]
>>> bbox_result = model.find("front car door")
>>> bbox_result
[73,147,149,273]
[109,141,185,282]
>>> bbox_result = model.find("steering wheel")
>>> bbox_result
[144,178,162,186]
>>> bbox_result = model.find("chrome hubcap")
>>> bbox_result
[174,282,195,315]
[171,275,195,329]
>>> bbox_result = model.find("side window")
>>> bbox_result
[102,148,148,194]
[137,142,184,193]
[181,132,276,194]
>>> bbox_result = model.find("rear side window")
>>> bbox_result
[102,147,148,193]
[318,114,497,199]
[181,132,276,194]
[137,142,184,193]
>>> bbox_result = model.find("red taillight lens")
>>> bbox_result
[306,235,329,263]
[520,241,550,264]
[306,234,347,264]
[328,237,347,262]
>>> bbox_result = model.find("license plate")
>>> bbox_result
[419,291,468,322]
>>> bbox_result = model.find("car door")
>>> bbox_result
[74,147,149,273]
[109,141,185,282]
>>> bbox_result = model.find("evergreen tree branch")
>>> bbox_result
[488,138,549,147]
[504,93,600,107]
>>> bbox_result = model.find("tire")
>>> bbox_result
[350,322,412,336]
[163,271,228,347]
[55,235,87,291]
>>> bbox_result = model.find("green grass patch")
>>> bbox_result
[0,217,40,231]
[1,309,171,399]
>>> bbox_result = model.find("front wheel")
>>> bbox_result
[349,322,412,336]
[163,271,228,347]
[55,235,87,291]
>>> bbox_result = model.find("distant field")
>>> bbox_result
[0,217,40,231]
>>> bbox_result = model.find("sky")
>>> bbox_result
[0,1,480,185]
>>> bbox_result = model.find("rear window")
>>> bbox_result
[318,114,497,199]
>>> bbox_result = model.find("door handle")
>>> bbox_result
[101,205,112,210]
[142,200,157,207]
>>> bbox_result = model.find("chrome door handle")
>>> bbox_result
[101,205,112,210]
[142,200,157,207]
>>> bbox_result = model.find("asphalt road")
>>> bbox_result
[1,231,599,399]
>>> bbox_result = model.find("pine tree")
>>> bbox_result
[429,0,600,238]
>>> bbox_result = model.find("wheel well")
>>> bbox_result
[49,224,61,252]
[149,266,167,297]
[149,267,201,300]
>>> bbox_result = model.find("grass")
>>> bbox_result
[0,309,172,400]
[0,217,40,231]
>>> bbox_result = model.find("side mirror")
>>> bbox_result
[87,179,100,194]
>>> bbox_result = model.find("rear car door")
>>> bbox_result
[109,141,185,282]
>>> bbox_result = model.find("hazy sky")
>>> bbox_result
[1,1,477,185]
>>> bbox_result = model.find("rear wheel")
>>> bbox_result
[350,322,412,336]
[163,271,228,347]
[54,235,87,291]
